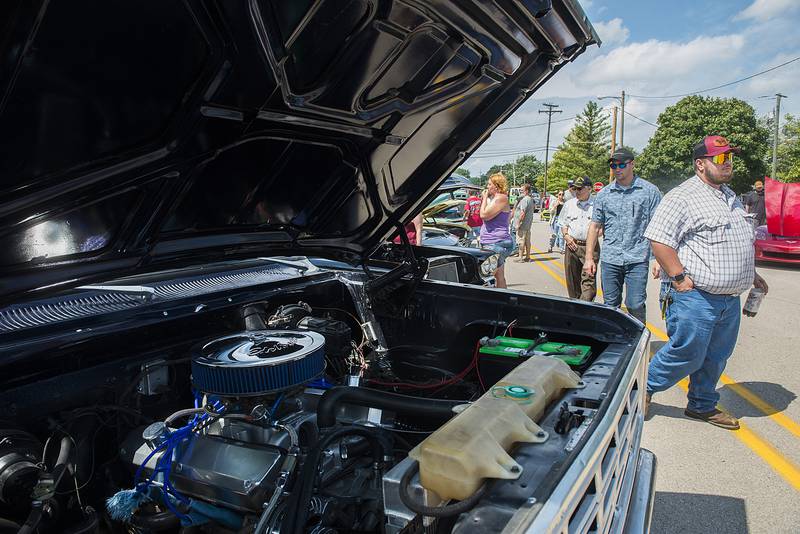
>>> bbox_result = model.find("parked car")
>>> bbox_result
[754,177,800,264]
[0,2,654,534]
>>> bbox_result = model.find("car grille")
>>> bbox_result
[0,263,301,333]
[513,330,650,534]
[762,250,800,260]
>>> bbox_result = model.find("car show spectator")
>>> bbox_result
[512,184,534,262]
[744,179,766,227]
[548,190,566,253]
[643,135,769,429]
[583,148,662,324]
[480,173,513,288]
[463,190,483,245]
[559,177,598,300]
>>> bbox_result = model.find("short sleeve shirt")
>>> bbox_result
[514,195,534,230]
[643,175,755,295]
[592,176,662,266]
[558,197,594,241]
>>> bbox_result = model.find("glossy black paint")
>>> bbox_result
[0,0,597,303]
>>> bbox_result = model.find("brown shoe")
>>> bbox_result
[684,408,740,430]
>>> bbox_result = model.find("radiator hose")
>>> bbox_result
[316,386,463,428]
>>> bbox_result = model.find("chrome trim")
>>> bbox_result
[503,328,650,534]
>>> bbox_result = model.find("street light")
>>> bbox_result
[598,91,625,147]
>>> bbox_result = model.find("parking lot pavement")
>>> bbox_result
[504,219,800,534]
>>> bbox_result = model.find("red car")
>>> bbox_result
[754,177,800,264]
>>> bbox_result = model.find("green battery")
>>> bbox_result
[494,336,536,349]
[533,342,591,366]
[479,345,526,357]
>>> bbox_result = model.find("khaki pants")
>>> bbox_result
[564,242,599,301]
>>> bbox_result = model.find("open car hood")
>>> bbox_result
[423,199,466,218]
[766,177,800,237]
[0,0,598,302]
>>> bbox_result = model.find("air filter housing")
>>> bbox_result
[191,330,325,396]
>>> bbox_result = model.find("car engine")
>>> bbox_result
[0,275,636,534]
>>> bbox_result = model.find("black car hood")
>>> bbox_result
[0,0,597,302]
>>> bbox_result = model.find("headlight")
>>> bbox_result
[755,225,769,241]
[480,254,499,276]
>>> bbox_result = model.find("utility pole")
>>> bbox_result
[609,106,618,183]
[539,103,561,195]
[620,90,625,148]
[772,93,787,180]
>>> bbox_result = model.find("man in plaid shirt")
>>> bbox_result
[643,135,769,430]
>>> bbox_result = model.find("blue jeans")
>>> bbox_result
[600,261,648,323]
[549,219,564,251]
[647,284,741,413]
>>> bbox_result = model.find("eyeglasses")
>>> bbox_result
[609,161,631,170]
[709,152,733,165]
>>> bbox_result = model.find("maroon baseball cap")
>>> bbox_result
[692,135,741,160]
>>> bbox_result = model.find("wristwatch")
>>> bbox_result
[670,271,686,283]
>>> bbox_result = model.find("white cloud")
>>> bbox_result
[582,34,745,87]
[735,0,800,22]
[593,18,629,46]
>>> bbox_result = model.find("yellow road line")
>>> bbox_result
[527,246,800,491]
[718,375,800,439]
[676,379,800,491]
[529,245,800,438]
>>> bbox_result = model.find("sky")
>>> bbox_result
[463,0,800,177]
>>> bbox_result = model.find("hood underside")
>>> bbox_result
[0,0,598,302]
[766,177,800,237]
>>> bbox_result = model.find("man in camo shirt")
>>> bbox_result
[643,135,769,430]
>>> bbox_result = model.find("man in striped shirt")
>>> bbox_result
[643,136,769,430]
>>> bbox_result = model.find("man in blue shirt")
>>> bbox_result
[583,148,662,323]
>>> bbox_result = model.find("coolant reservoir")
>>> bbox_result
[408,355,580,501]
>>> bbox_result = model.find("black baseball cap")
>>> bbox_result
[574,176,593,188]
[608,147,635,163]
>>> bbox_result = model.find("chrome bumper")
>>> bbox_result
[622,449,657,534]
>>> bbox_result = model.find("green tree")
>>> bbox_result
[541,101,611,194]
[774,114,800,182]
[477,155,544,189]
[637,96,770,192]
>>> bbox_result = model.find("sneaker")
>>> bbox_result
[684,408,740,430]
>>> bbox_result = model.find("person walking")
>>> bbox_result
[463,190,483,246]
[643,135,768,429]
[513,184,534,262]
[480,173,514,288]
[583,148,662,324]
[744,180,766,227]
[559,177,598,300]
[548,190,566,253]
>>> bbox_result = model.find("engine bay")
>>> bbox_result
[0,269,641,533]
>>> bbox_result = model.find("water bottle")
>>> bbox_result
[742,287,765,317]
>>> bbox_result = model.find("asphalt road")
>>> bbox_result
[503,219,800,534]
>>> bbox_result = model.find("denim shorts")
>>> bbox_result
[485,239,514,266]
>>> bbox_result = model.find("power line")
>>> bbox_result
[494,116,576,131]
[624,110,658,128]
[627,55,800,99]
